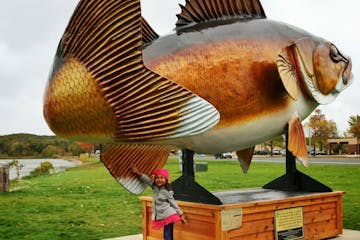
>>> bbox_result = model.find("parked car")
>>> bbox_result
[214,152,233,159]
[308,150,327,155]
[272,150,286,155]
[254,150,271,155]
[273,150,281,155]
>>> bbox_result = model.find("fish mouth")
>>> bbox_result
[340,58,353,86]
[333,56,353,95]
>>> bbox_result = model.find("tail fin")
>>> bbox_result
[45,0,219,142]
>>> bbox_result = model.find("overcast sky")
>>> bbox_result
[0,0,359,136]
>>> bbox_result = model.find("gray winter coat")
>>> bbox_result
[140,174,183,220]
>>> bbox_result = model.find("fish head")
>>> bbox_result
[294,38,353,104]
[277,37,352,104]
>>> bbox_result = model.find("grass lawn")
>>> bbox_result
[0,157,359,239]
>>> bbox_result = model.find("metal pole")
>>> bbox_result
[181,149,194,178]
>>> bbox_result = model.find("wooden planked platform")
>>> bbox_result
[140,188,345,240]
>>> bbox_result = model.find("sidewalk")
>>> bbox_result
[105,229,360,240]
[104,234,141,240]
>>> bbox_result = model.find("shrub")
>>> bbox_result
[28,161,55,178]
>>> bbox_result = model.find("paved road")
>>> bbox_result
[193,155,360,165]
[253,156,360,165]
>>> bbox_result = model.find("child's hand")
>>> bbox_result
[181,215,187,223]
[130,165,141,176]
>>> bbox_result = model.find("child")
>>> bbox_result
[131,165,186,240]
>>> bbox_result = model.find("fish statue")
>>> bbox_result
[43,0,352,194]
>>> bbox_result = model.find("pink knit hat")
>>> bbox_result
[152,169,169,181]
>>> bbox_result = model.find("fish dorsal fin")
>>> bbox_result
[101,143,172,194]
[288,116,308,166]
[176,0,266,28]
[236,146,255,173]
[141,17,159,46]
[54,0,219,141]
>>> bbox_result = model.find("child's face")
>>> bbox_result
[155,174,167,187]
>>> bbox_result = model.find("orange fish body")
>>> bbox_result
[142,18,351,155]
[43,0,352,194]
[143,19,316,153]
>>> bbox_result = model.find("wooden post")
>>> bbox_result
[0,163,10,192]
[142,199,148,239]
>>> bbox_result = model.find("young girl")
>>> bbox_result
[131,166,186,240]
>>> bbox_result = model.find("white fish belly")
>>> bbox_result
[169,95,317,153]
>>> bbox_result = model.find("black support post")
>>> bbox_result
[263,129,332,192]
[172,149,222,205]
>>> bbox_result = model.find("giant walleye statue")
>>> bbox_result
[44,0,352,195]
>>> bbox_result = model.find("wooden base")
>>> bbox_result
[139,188,344,240]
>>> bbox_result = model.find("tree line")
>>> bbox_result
[1,111,358,158]
[0,133,98,158]
[305,110,359,153]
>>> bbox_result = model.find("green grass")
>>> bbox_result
[0,158,359,239]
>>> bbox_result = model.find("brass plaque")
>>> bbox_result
[221,208,242,231]
[275,207,304,240]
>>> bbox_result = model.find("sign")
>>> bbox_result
[275,207,304,240]
[221,208,242,231]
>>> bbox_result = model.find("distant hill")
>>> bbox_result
[0,133,56,141]
[0,133,85,158]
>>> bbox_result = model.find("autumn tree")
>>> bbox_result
[42,145,65,158]
[347,115,360,137]
[305,109,338,153]
[75,142,97,155]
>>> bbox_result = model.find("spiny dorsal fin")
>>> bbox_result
[141,17,159,46]
[176,0,266,28]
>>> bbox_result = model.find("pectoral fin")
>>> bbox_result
[101,143,172,194]
[277,38,318,101]
[277,47,301,100]
[288,116,308,166]
[236,147,255,173]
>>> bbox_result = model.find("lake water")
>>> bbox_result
[0,159,80,180]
